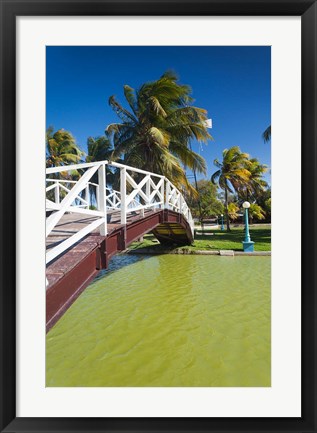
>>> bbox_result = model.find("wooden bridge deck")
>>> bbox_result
[46,208,193,332]
[46,209,156,289]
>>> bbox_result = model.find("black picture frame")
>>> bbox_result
[0,1,316,432]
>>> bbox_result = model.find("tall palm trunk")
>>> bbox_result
[225,188,231,231]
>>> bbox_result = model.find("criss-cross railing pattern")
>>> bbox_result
[46,179,122,210]
[46,161,194,264]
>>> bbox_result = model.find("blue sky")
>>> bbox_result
[46,46,271,184]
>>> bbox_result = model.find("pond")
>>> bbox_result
[46,254,270,387]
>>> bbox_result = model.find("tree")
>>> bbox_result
[46,127,83,171]
[262,125,271,143]
[46,127,84,203]
[211,146,250,231]
[248,203,266,224]
[86,136,113,164]
[186,180,223,220]
[106,71,212,196]
[227,202,239,222]
[236,157,268,202]
[85,136,116,201]
[252,187,271,222]
[264,197,271,221]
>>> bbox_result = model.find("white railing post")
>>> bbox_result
[96,185,100,209]
[46,165,99,236]
[165,180,170,209]
[98,164,107,236]
[160,178,164,209]
[85,184,89,209]
[146,175,150,205]
[120,166,127,224]
[54,182,60,205]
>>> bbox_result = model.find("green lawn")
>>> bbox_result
[128,225,271,252]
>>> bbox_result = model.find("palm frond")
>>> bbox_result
[262,125,271,143]
[170,141,207,175]
[108,95,137,124]
[123,85,138,116]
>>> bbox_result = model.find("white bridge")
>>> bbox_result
[46,161,194,265]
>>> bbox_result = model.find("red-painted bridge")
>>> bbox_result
[46,161,195,332]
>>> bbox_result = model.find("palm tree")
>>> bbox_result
[46,127,83,171]
[211,146,250,231]
[255,187,271,222]
[86,136,113,164]
[46,127,84,203]
[106,71,212,196]
[227,202,239,222]
[85,136,115,201]
[262,125,271,143]
[248,203,266,224]
[236,157,268,202]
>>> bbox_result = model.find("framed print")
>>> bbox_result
[0,0,316,432]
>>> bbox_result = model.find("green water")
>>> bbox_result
[46,255,271,387]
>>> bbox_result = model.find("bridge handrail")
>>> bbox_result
[46,178,138,211]
[110,161,165,179]
[46,161,194,264]
[46,160,108,174]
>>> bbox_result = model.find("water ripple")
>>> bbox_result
[46,255,271,387]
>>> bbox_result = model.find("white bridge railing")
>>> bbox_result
[46,160,194,264]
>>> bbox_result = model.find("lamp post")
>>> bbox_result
[220,214,224,231]
[242,201,254,252]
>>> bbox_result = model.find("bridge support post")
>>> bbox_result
[160,179,165,209]
[179,194,183,215]
[146,176,150,206]
[120,166,127,224]
[165,180,170,210]
[98,164,107,236]
[85,184,89,209]
[96,185,100,209]
[54,182,60,205]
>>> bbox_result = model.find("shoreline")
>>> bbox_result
[126,248,271,256]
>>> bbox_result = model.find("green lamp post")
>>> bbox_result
[242,201,254,252]
[220,214,224,231]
